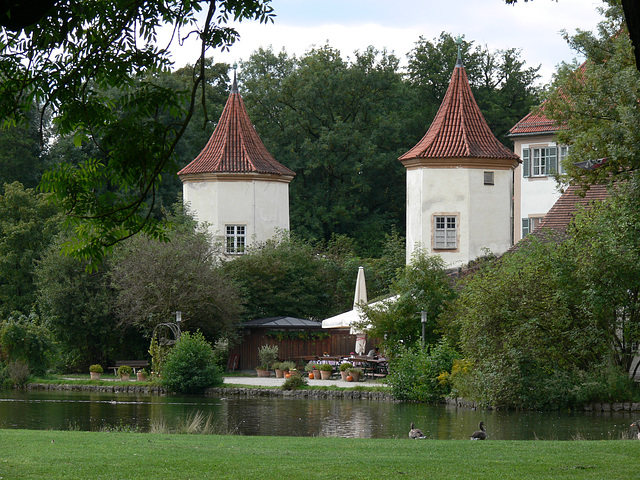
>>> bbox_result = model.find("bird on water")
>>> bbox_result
[470,421,487,440]
[409,422,426,439]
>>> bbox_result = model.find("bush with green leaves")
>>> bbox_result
[281,374,308,390]
[386,339,460,402]
[161,332,222,394]
[0,312,52,376]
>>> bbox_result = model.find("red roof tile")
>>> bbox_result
[537,183,609,234]
[508,105,560,136]
[178,80,295,178]
[399,60,519,163]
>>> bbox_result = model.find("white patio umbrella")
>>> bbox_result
[353,266,367,308]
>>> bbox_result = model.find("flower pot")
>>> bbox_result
[120,374,130,381]
[256,369,271,378]
[275,369,284,378]
[340,371,349,381]
[312,370,321,380]
[90,372,101,380]
[348,372,360,382]
[136,372,147,381]
[320,370,331,380]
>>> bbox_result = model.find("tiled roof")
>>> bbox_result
[508,105,560,136]
[399,60,519,162]
[536,183,609,234]
[178,78,295,178]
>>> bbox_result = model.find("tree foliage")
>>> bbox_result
[361,249,457,353]
[0,182,61,317]
[0,0,275,266]
[35,235,128,369]
[110,207,242,343]
[545,2,640,186]
[240,46,409,256]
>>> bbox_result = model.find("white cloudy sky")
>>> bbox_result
[166,0,605,85]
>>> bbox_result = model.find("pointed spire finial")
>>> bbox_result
[455,35,464,67]
[231,62,239,93]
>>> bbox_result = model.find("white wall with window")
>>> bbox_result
[406,165,514,268]
[513,134,568,242]
[182,174,290,256]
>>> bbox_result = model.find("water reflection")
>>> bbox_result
[0,390,636,440]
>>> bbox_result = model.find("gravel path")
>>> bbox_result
[222,376,384,388]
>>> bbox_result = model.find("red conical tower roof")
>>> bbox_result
[178,74,295,178]
[399,58,519,167]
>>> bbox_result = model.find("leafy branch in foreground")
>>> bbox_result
[0,0,274,267]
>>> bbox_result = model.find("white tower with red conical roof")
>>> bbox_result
[178,68,295,255]
[399,44,520,267]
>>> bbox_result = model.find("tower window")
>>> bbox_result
[225,225,246,254]
[484,171,494,185]
[434,215,458,249]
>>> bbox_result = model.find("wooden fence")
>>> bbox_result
[229,328,366,371]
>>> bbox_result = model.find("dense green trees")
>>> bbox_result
[0,182,61,318]
[240,46,410,256]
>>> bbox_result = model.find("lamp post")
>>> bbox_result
[175,311,182,339]
[421,310,427,350]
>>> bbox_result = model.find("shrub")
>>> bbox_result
[7,360,30,386]
[319,363,333,371]
[161,331,222,394]
[89,364,103,373]
[386,339,460,402]
[281,374,308,390]
[0,313,52,376]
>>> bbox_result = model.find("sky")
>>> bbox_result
[166,0,606,86]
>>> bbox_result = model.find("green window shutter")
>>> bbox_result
[522,148,530,177]
[548,147,558,174]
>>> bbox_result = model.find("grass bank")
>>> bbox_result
[0,429,637,479]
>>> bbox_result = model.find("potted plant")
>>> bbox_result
[280,361,296,375]
[136,368,148,381]
[347,367,362,382]
[339,362,352,381]
[273,362,284,378]
[89,364,103,380]
[256,344,278,377]
[117,365,133,381]
[304,363,317,379]
[319,363,333,380]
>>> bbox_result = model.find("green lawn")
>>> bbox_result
[0,429,638,479]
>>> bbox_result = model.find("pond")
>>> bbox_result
[0,390,637,440]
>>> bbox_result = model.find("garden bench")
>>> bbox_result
[109,360,149,376]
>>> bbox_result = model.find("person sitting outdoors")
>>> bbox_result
[367,347,379,358]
